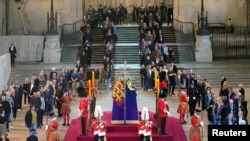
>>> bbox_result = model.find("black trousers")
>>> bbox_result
[5,114,10,130]
[10,56,15,67]
[144,135,151,141]
[24,92,28,105]
[81,117,87,135]
[189,100,197,116]
[90,97,96,117]
[18,95,23,109]
[160,117,167,134]
[139,134,144,141]
[57,101,62,117]
[94,135,104,141]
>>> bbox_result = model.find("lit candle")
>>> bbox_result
[88,79,91,97]
[154,71,158,89]
[92,71,95,87]
[157,78,160,96]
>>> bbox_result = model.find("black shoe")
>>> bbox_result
[184,121,187,123]
[81,134,86,136]
[161,132,167,135]
[62,123,66,126]
[67,124,70,126]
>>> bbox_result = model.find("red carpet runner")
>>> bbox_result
[63,111,187,141]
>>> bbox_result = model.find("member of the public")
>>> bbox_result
[78,86,89,136]
[93,105,106,141]
[189,109,204,141]
[9,43,17,67]
[26,129,38,141]
[86,71,97,117]
[60,90,72,126]
[177,91,189,124]
[46,112,60,141]
[157,94,169,135]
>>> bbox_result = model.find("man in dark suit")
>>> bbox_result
[220,74,227,91]
[187,83,198,116]
[222,113,235,125]
[9,43,17,67]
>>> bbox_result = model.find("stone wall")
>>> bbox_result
[7,0,83,35]
[2,0,248,35]
[0,53,11,92]
[0,36,44,61]
[174,0,247,33]
[0,0,6,35]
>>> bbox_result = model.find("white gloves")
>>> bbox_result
[200,121,204,127]
[45,125,48,130]
[167,112,170,116]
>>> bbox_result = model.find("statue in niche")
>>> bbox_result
[225,17,234,33]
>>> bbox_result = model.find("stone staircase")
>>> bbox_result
[76,28,106,65]
[161,26,180,63]
[189,66,250,88]
[61,34,80,63]
[114,26,140,64]
[7,63,67,84]
[175,32,195,62]
[8,26,250,91]
[111,26,180,89]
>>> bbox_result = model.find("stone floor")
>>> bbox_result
[5,62,250,141]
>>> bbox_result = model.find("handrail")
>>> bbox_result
[60,19,83,47]
[173,19,197,55]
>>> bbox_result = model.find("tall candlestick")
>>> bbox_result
[92,71,95,87]
[157,78,160,96]
[88,80,91,97]
[154,71,158,89]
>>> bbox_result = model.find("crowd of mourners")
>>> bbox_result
[0,1,249,141]
[0,67,75,140]
[134,3,249,127]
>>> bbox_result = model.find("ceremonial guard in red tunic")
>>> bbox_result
[60,90,72,126]
[138,120,145,141]
[177,91,189,124]
[138,107,153,141]
[78,86,89,136]
[157,95,169,135]
[93,105,106,141]
[46,112,60,141]
[189,109,203,141]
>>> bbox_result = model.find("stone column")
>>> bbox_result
[195,35,212,62]
[43,35,61,63]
